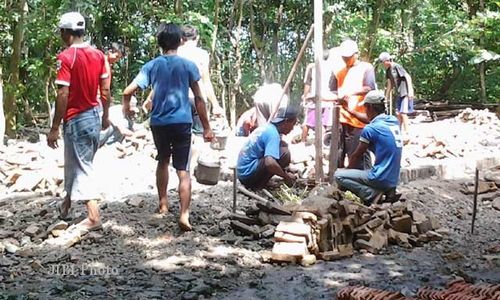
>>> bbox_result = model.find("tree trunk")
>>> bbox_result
[211,0,220,56]
[174,0,183,16]
[268,2,284,82]
[230,0,243,128]
[431,67,461,101]
[478,0,486,103]
[4,0,27,137]
[361,0,384,61]
[0,62,5,145]
[249,0,266,82]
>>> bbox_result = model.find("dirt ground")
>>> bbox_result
[0,115,499,299]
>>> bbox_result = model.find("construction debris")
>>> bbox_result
[337,279,500,300]
[228,187,446,265]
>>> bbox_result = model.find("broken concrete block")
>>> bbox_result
[408,235,423,247]
[229,213,260,226]
[230,221,261,239]
[47,220,68,233]
[388,229,410,247]
[429,216,441,230]
[391,215,412,234]
[256,202,291,215]
[275,222,312,244]
[258,212,293,225]
[426,230,444,241]
[365,217,384,229]
[3,241,19,254]
[271,241,308,262]
[292,211,318,222]
[127,197,144,207]
[259,224,275,238]
[24,225,40,237]
[300,254,317,266]
[274,232,307,244]
[416,218,433,234]
[319,248,353,261]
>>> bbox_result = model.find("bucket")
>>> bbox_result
[194,158,221,185]
[210,134,228,150]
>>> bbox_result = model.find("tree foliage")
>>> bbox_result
[0,0,498,134]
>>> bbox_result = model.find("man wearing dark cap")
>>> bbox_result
[334,90,402,205]
[237,106,298,189]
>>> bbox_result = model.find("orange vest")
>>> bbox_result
[336,61,372,128]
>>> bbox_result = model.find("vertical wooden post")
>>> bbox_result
[314,0,324,182]
[471,167,479,234]
[328,105,340,183]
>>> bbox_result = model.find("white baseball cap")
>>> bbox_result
[339,39,359,57]
[378,52,392,62]
[58,12,85,30]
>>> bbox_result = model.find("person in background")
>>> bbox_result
[378,52,415,143]
[253,83,289,127]
[334,90,402,205]
[237,106,298,189]
[48,12,110,231]
[235,107,257,137]
[122,23,214,231]
[325,39,377,170]
[99,96,139,146]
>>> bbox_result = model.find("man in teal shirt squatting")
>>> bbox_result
[334,90,402,205]
[237,106,299,189]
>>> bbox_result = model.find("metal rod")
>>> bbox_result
[471,167,479,234]
[232,168,237,213]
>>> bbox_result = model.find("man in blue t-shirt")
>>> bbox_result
[334,90,402,205]
[237,106,299,189]
[122,23,214,231]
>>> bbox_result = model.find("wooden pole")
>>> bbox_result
[268,24,314,121]
[328,105,340,183]
[471,167,479,234]
[313,0,324,182]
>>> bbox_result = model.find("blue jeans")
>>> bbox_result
[334,168,388,204]
[63,107,101,201]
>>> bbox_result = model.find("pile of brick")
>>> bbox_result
[269,197,446,263]
[0,142,63,195]
[456,108,499,126]
[229,189,447,265]
[337,279,500,300]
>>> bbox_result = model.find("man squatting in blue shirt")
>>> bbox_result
[334,90,403,205]
[122,23,215,231]
[237,106,299,189]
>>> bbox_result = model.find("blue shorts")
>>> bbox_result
[151,124,192,171]
[396,96,414,114]
[63,107,101,201]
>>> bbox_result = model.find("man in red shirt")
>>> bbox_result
[48,12,110,232]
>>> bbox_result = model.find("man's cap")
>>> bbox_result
[339,39,359,57]
[363,90,386,105]
[378,52,392,62]
[181,25,198,39]
[58,12,85,30]
[271,106,299,124]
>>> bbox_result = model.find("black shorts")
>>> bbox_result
[151,124,192,170]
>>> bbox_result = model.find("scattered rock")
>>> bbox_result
[492,198,500,211]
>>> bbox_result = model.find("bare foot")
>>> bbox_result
[158,204,169,214]
[77,218,102,231]
[178,217,192,232]
[159,199,169,214]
